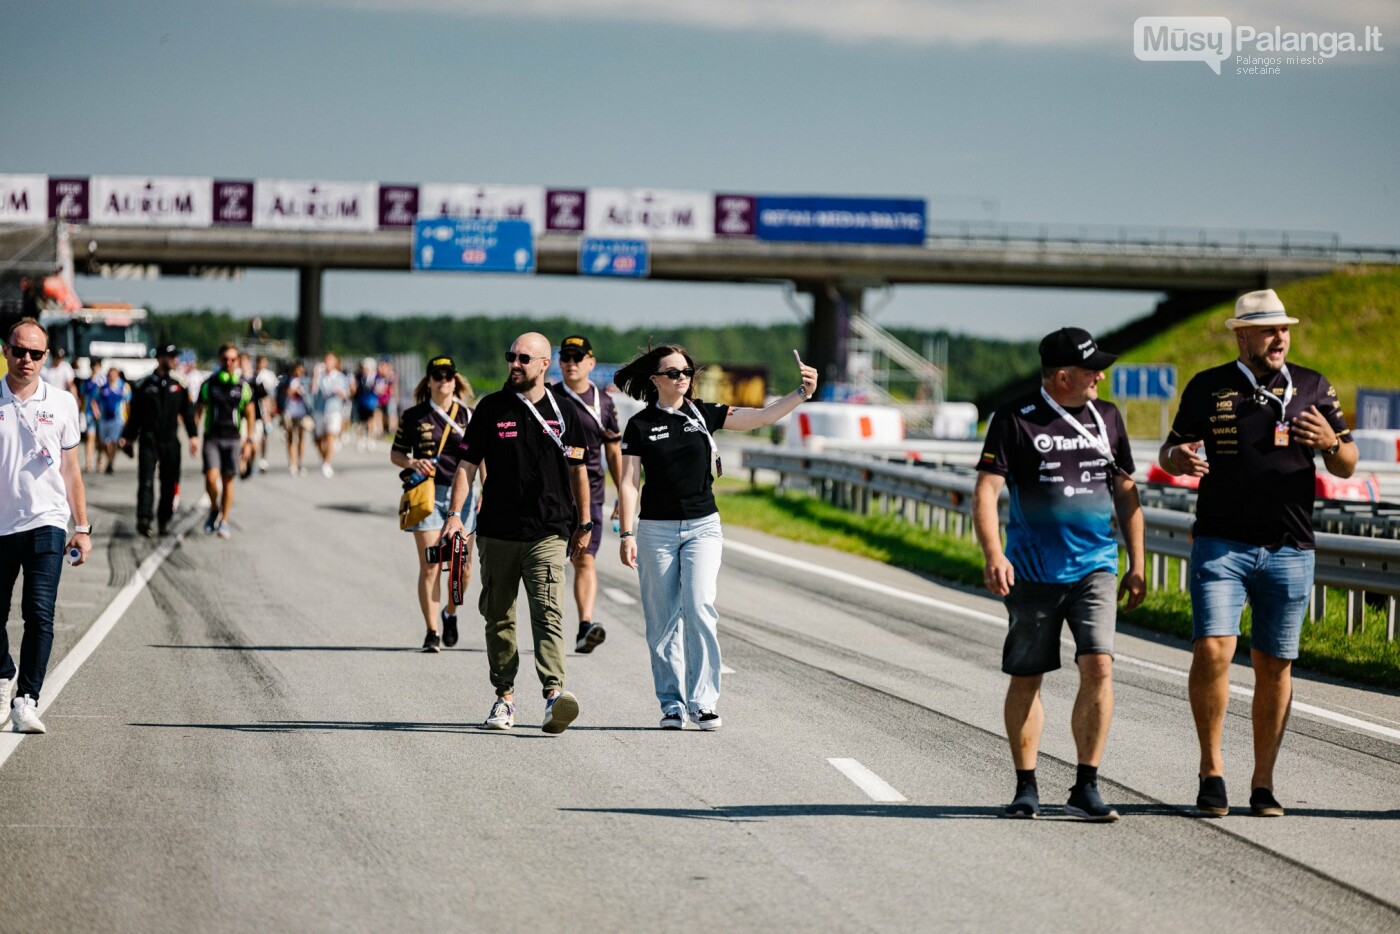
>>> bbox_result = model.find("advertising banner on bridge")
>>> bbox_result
[412,217,535,274]
[252,179,378,231]
[754,196,926,245]
[47,177,90,223]
[213,180,254,226]
[90,176,213,227]
[418,184,545,231]
[377,184,419,229]
[0,174,48,224]
[714,194,757,237]
[545,189,586,233]
[585,189,714,241]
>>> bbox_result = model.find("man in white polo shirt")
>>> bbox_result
[1,318,92,734]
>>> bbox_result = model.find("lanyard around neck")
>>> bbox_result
[657,398,721,476]
[562,382,603,429]
[1038,387,1118,472]
[517,390,569,454]
[430,398,465,436]
[1235,361,1294,420]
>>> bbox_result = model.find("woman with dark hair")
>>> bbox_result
[616,344,817,729]
[390,355,478,653]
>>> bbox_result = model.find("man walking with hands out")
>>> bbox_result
[974,327,1145,820]
[1159,289,1356,818]
[439,333,593,734]
[549,335,622,654]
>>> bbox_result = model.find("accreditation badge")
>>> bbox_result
[1274,421,1290,447]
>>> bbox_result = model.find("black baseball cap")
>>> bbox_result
[427,355,456,375]
[560,335,593,357]
[157,343,179,357]
[1039,327,1117,371]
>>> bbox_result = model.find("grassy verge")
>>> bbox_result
[716,483,1400,689]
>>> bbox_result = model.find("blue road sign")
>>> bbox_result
[1111,364,1177,401]
[579,238,649,278]
[412,217,535,273]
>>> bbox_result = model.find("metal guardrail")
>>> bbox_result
[742,447,1400,640]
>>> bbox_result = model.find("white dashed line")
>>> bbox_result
[721,665,736,675]
[603,587,637,606]
[827,758,907,802]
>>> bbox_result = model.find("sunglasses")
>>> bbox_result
[6,345,47,362]
[655,367,695,381]
[429,369,456,381]
[559,352,589,364]
[504,352,538,365]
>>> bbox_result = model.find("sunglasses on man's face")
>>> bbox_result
[6,345,47,362]
[656,367,695,381]
[559,352,588,364]
[429,369,456,382]
[504,352,538,365]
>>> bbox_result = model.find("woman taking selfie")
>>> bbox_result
[616,345,817,730]
[390,355,476,653]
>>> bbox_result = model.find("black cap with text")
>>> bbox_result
[1038,327,1117,371]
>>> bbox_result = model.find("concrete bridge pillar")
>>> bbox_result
[296,265,323,358]
[800,283,863,398]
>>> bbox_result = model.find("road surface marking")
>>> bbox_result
[0,510,198,769]
[827,758,907,802]
[721,665,736,674]
[725,539,1400,745]
[603,587,637,606]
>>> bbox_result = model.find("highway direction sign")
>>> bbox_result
[1112,363,1177,400]
[578,237,650,278]
[412,217,535,273]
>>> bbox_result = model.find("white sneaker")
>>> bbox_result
[216,522,232,540]
[542,690,580,735]
[484,698,515,730]
[12,695,46,734]
[257,459,269,473]
[321,464,334,478]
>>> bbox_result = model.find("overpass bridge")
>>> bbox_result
[6,219,1399,384]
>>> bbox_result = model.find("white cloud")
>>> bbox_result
[292,0,1399,49]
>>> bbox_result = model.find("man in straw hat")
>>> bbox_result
[1158,288,1357,818]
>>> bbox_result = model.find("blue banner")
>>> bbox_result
[1111,364,1177,401]
[579,238,650,278]
[754,196,926,245]
[412,217,535,273]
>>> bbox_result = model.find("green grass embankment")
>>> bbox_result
[716,483,1400,689]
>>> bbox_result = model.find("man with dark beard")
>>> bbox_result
[1159,289,1357,818]
[439,333,592,734]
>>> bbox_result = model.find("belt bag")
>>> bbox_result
[398,403,457,530]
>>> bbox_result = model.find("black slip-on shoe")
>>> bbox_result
[1249,787,1285,817]
[1196,775,1229,817]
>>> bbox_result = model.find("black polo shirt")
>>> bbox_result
[1166,361,1351,548]
[458,387,587,542]
[392,399,471,488]
[123,371,197,443]
[621,399,729,520]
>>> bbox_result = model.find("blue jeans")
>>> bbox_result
[1189,536,1315,660]
[636,514,724,716]
[0,525,66,701]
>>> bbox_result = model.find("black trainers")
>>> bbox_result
[575,622,607,654]
[693,709,722,731]
[1249,787,1285,817]
[659,711,685,730]
[440,608,458,648]
[137,520,154,538]
[1003,782,1040,819]
[1196,775,1229,817]
[1065,781,1119,822]
[421,630,441,653]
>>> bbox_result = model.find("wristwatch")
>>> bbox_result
[1324,438,1341,456]
[446,511,460,518]
[73,524,92,535]
[577,521,595,532]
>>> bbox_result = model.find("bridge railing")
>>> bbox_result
[741,446,1400,640]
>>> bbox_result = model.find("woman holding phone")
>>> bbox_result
[615,345,818,730]
[390,355,476,653]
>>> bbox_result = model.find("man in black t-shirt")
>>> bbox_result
[194,343,256,540]
[440,333,592,735]
[1159,289,1357,818]
[119,343,197,537]
[549,334,622,655]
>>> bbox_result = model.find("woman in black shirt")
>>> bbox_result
[616,344,817,729]
[390,355,475,653]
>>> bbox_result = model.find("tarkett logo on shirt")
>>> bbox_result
[1033,434,1099,453]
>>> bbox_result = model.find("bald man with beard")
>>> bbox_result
[440,333,593,734]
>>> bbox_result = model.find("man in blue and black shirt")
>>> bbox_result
[974,327,1146,822]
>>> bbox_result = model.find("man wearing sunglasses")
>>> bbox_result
[439,333,592,734]
[549,335,622,655]
[1,318,91,734]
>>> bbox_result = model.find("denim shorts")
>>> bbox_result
[404,484,477,535]
[1001,570,1117,676]
[1189,536,1315,660]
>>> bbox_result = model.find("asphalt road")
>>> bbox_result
[3,442,1398,933]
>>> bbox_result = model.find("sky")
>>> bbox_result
[2,0,1397,340]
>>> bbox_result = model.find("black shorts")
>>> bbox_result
[202,437,241,476]
[1002,571,1117,676]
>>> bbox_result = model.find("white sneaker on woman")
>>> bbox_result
[11,695,46,734]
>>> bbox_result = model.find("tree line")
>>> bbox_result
[153,308,1039,403]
